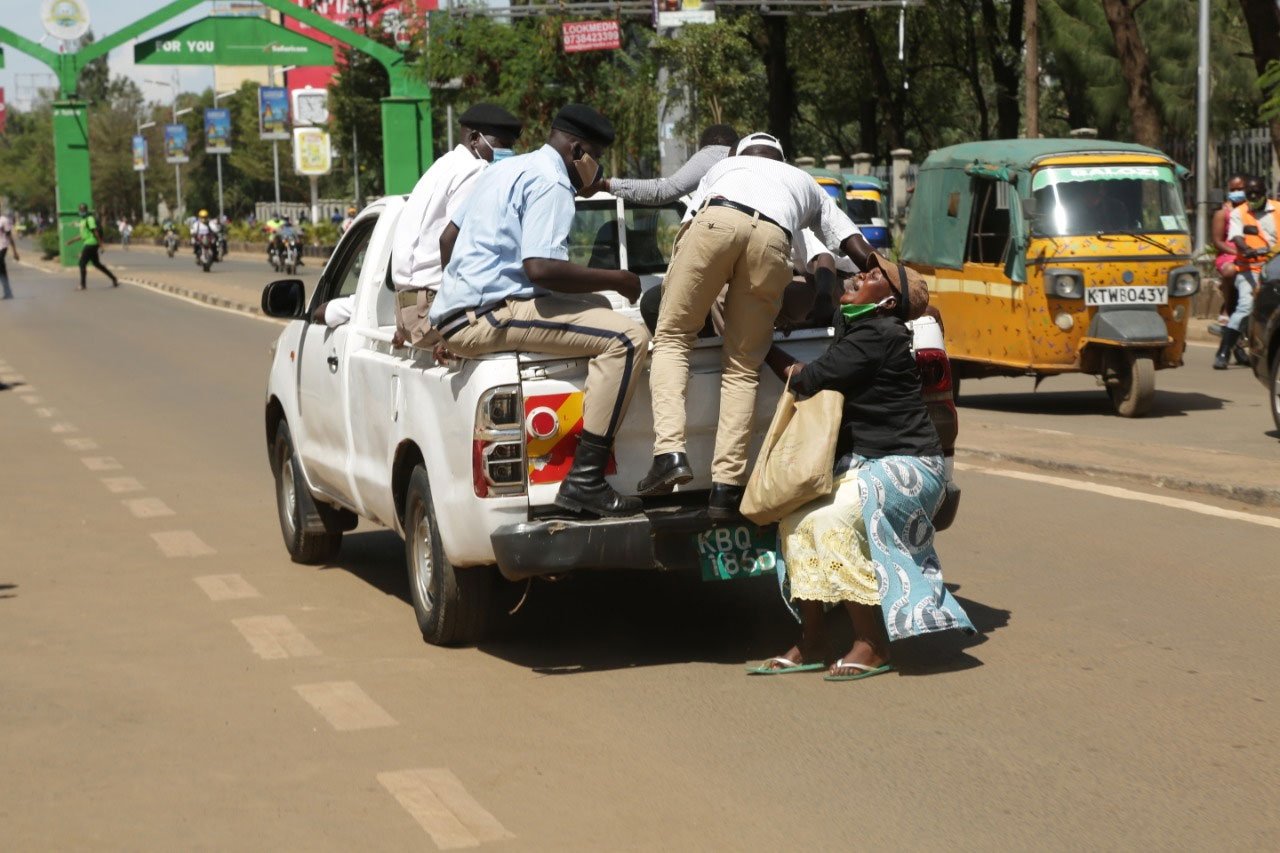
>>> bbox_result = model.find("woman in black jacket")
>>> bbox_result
[750,259,973,681]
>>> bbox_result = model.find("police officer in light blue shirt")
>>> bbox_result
[431,104,650,519]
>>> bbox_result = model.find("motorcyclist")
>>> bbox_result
[276,217,303,267]
[192,210,220,260]
[341,206,357,234]
[1219,175,1279,369]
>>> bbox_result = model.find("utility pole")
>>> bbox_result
[213,89,234,222]
[1024,0,1039,138]
[268,66,282,211]
[1194,0,1211,255]
[352,125,360,206]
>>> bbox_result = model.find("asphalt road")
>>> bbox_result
[2,263,1279,850]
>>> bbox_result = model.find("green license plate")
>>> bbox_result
[695,524,779,582]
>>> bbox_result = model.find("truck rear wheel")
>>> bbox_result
[1270,348,1280,433]
[403,466,494,646]
[1107,353,1156,418]
[272,422,342,564]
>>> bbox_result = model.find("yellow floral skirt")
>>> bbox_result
[779,471,881,605]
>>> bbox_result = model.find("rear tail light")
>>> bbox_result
[916,348,953,397]
[473,386,526,498]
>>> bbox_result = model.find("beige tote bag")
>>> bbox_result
[740,380,845,525]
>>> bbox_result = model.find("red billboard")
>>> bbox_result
[284,1,432,93]
[562,20,621,54]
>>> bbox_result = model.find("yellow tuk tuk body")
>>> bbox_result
[900,140,1198,416]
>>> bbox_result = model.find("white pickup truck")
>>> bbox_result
[260,193,958,645]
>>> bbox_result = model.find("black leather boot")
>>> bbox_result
[554,431,643,518]
[637,452,693,495]
[1213,328,1239,370]
[708,482,745,522]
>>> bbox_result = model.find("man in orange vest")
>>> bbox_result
[1219,176,1278,369]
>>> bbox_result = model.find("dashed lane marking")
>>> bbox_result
[51,423,78,434]
[193,574,260,602]
[378,768,515,850]
[64,438,99,451]
[81,456,123,472]
[957,462,1280,530]
[21,395,42,405]
[294,681,398,732]
[34,407,55,418]
[150,530,216,558]
[122,497,175,519]
[101,476,144,494]
[231,615,320,660]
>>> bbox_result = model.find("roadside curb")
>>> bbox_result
[119,274,266,317]
[957,443,1280,508]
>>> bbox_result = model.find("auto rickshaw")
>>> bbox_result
[841,174,892,251]
[900,139,1198,417]
[801,166,851,214]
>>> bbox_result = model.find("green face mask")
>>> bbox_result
[840,302,880,322]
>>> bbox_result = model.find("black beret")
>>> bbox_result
[458,103,523,139]
[551,103,615,147]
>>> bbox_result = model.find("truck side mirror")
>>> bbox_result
[261,279,307,319]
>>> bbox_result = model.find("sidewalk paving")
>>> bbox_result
[17,239,1279,507]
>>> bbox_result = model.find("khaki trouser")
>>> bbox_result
[651,205,794,485]
[395,288,438,348]
[444,294,651,438]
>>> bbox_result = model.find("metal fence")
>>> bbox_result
[1165,127,1278,202]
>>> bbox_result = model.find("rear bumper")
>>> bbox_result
[490,506,720,581]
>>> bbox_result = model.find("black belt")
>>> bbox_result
[705,198,792,243]
[436,297,532,340]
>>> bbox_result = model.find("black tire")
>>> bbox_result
[202,260,211,273]
[1270,347,1280,434]
[1107,353,1156,418]
[403,466,494,646]
[271,422,342,564]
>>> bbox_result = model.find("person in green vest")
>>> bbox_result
[65,203,118,290]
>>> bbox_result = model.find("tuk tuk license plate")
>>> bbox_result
[1085,285,1167,306]
[695,524,779,582]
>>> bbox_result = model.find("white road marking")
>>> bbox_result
[378,769,515,850]
[956,462,1280,529]
[34,407,55,418]
[22,395,42,405]
[294,682,398,732]
[14,386,35,395]
[231,615,320,660]
[101,476,144,494]
[150,530,216,557]
[123,278,286,327]
[51,422,78,434]
[122,497,175,519]
[64,438,99,451]
[194,574,261,602]
[81,456,122,472]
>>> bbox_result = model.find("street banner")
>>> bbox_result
[134,16,334,67]
[132,135,148,171]
[563,20,621,53]
[292,127,332,176]
[653,0,715,27]
[259,86,289,141]
[204,108,231,154]
[164,123,189,164]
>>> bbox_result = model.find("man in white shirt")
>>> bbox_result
[389,103,522,345]
[0,211,18,300]
[637,132,876,519]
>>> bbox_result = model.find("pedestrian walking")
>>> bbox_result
[65,203,118,290]
[0,210,18,300]
[119,218,133,251]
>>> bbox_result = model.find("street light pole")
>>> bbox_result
[136,120,155,221]
[213,90,234,222]
[1194,0,1211,256]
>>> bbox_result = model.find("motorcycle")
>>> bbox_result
[268,238,283,273]
[195,233,216,273]
[283,237,300,276]
[164,230,179,258]
[218,233,229,260]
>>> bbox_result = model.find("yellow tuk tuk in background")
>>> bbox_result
[900,140,1199,417]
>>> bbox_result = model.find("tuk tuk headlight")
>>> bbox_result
[1045,268,1084,299]
[1167,266,1200,297]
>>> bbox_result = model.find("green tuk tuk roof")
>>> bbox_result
[842,173,885,191]
[919,138,1176,172]
[801,165,846,184]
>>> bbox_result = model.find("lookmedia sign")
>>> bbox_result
[164,123,189,164]
[132,135,148,171]
[258,86,289,141]
[204,108,231,154]
[563,20,621,53]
